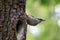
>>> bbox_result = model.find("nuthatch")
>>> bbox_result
[27,15,45,26]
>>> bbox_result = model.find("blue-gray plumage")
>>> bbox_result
[27,15,45,26]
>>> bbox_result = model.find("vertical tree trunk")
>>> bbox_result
[0,0,26,40]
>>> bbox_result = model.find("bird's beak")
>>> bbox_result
[38,18,45,21]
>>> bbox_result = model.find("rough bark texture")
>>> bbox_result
[0,0,26,40]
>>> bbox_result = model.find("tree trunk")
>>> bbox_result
[0,0,26,40]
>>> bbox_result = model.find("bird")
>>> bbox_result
[27,15,45,26]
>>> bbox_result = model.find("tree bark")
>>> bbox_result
[0,0,26,40]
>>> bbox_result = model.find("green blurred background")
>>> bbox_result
[26,0,60,40]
